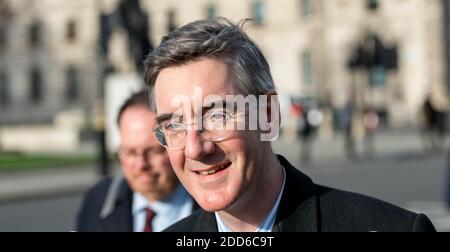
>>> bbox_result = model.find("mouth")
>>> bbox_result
[141,173,158,182]
[194,161,232,176]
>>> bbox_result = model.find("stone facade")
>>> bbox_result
[0,0,447,128]
[0,0,101,125]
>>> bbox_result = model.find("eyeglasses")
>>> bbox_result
[118,146,166,163]
[153,107,245,150]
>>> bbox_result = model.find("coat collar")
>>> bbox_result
[192,155,319,232]
[97,180,134,232]
[272,155,319,232]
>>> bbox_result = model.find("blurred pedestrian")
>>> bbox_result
[76,90,196,232]
[295,101,322,164]
[343,100,357,160]
[422,96,447,152]
[447,149,450,209]
[363,107,379,158]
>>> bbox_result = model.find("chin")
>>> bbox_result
[195,193,234,212]
[135,186,152,196]
[198,202,228,212]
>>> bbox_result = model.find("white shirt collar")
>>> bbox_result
[132,184,189,215]
[132,185,193,232]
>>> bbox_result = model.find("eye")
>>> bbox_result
[145,146,166,156]
[119,149,137,159]
[208,110,230,121]
[162,122,186,139]
[204,109,232,130]
[163,122,184,131]
[212,112,227,121]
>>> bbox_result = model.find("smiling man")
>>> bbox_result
[143,17,436,232]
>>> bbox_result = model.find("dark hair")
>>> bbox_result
[143,17,275,111]
[117,89,150,125]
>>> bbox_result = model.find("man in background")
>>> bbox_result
[76,90,195,232]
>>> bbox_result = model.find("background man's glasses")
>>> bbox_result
[118,147,166,163]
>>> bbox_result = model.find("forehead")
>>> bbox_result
[153,58,238,115]
[119,106,156,127]
[119,107,159,148]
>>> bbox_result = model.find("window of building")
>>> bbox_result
[65,66,80,103]
[302,51,314,86]
[301,0,313,17]
[30,68,43,103]
[252,0,265,26]
[66,20,77,42]
[367,0,379,11]
[29,20,43,47]
[206,4,217,18]
[167,9,177,33]
[0,71,10,106]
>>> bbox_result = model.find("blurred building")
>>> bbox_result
[0,0,105,152]
[141,0,449,128]
[0,0,448,152]
[0,0,101,124]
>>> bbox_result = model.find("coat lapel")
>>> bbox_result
[192,210,218,232]
[191,156,320,232]
[273,155,320,232]
[97,181,134,232]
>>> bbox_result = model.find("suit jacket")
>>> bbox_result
[164,155,436,232]
[76,177,198,232]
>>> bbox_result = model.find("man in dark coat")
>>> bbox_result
[143,17,436,232]
[164,155,434,232]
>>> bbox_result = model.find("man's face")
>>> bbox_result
[154,58,266,212]
[119,106,179,201]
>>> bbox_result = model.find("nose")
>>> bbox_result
[135,152,151,170]
[184,129,215,160]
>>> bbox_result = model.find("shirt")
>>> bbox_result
[215,166,286,232]
[132,185,193,232]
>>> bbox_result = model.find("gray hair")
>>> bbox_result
[143,17,275,111]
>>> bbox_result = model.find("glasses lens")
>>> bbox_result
[155,121,187,150]
[154,126,167,147]
[203,109,229,131]
[154,109,243,149]
[202,109,238,142]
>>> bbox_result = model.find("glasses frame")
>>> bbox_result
[153,108,246,150]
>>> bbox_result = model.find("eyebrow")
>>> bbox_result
[156,113,173,124]
[156,100,235,123]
